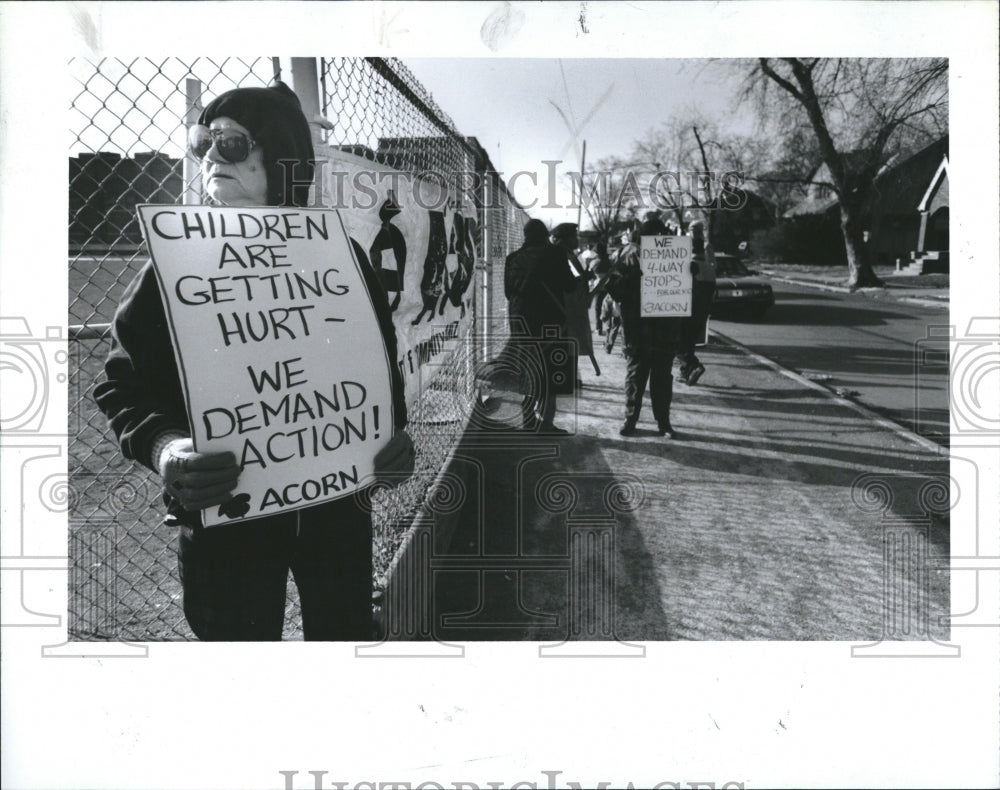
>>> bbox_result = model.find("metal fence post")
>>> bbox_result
[289,58,323,144]
[482,174,493,364]
[183,79,202,205]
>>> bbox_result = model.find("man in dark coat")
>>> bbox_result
[605,214,695,438]
[504,218,575,433]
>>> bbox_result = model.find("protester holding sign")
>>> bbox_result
[605,213,698,438]
[95,82,414,641]
[676,219,717,386]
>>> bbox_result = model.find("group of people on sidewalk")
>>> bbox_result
[504,211,717,438]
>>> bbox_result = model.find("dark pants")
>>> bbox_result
[624,345,675,426]
[519,348,557,426]
[510,316,562,427]
[678,281,715,374]
[176,497,373,641]
[591,282,608,329]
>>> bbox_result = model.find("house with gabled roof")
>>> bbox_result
[783,136,949,273]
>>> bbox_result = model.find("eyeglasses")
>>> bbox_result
[187,124,256,163]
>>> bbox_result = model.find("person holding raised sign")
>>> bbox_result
[95,82,414,641]
[605,213,698,438]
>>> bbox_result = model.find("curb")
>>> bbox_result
[759,272,949,309]
[895,296,950,310]
[709,328,948,457]
[762,273,852,294]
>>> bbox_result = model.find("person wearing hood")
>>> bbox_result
[605,212,696,437]
[95,82,414,641]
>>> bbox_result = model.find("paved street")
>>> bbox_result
[427,311,950,643]
[711,281,950,445]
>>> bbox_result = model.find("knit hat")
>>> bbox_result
[199,82,314,207]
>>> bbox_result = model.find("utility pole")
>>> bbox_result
[575,139,586,230]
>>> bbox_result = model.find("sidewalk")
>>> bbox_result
[755,263,949,309]
[426,326,950,642]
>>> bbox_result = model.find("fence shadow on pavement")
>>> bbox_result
[428,431,673,642]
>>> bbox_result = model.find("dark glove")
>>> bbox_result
[158,437,240,512]
[690,260,700,276]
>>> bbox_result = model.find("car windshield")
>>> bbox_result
[715,256,751,277]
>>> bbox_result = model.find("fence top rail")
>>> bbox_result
[70,323,112,340]
[362,57,478,161]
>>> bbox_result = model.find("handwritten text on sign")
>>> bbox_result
[640,235,692,317]
[137,205,394,527]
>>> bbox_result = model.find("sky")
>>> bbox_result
[402,58,753,228]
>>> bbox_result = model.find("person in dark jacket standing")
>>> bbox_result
[95,82,414,641]
[676,219,717,385]
[605,214,694,438]
[504,218,575,433]
[590,240,612,334]
[551,222,598,386]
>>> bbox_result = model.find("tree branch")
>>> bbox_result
[759,58,802,101]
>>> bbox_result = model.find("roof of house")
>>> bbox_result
[783,189,839,218]
[918,155,949,213]
[783,135,948,218]
[869,136,949,215]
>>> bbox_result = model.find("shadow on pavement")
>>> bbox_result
[758,302,918,327]
[429,430,672,642]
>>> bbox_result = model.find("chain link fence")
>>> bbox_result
[68,57,530,640]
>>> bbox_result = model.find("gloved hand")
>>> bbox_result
[157,437,241,512]
[690,260,700,276]
[373,429,416,486]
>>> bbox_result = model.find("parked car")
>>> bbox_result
[710,253,775,319]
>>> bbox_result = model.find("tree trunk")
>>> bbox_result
[840,202,884,289]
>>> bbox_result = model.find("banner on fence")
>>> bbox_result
[137,205,395,527]
[317,147,477,408]
[639,235,692,317]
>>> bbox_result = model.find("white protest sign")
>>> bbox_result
[640,235,693,317]
[137,205,395,527]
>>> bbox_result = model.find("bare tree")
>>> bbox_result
[572,156,647,245]
[744,58,948,288]
[627,114,770,250]
[742,126,820,220]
